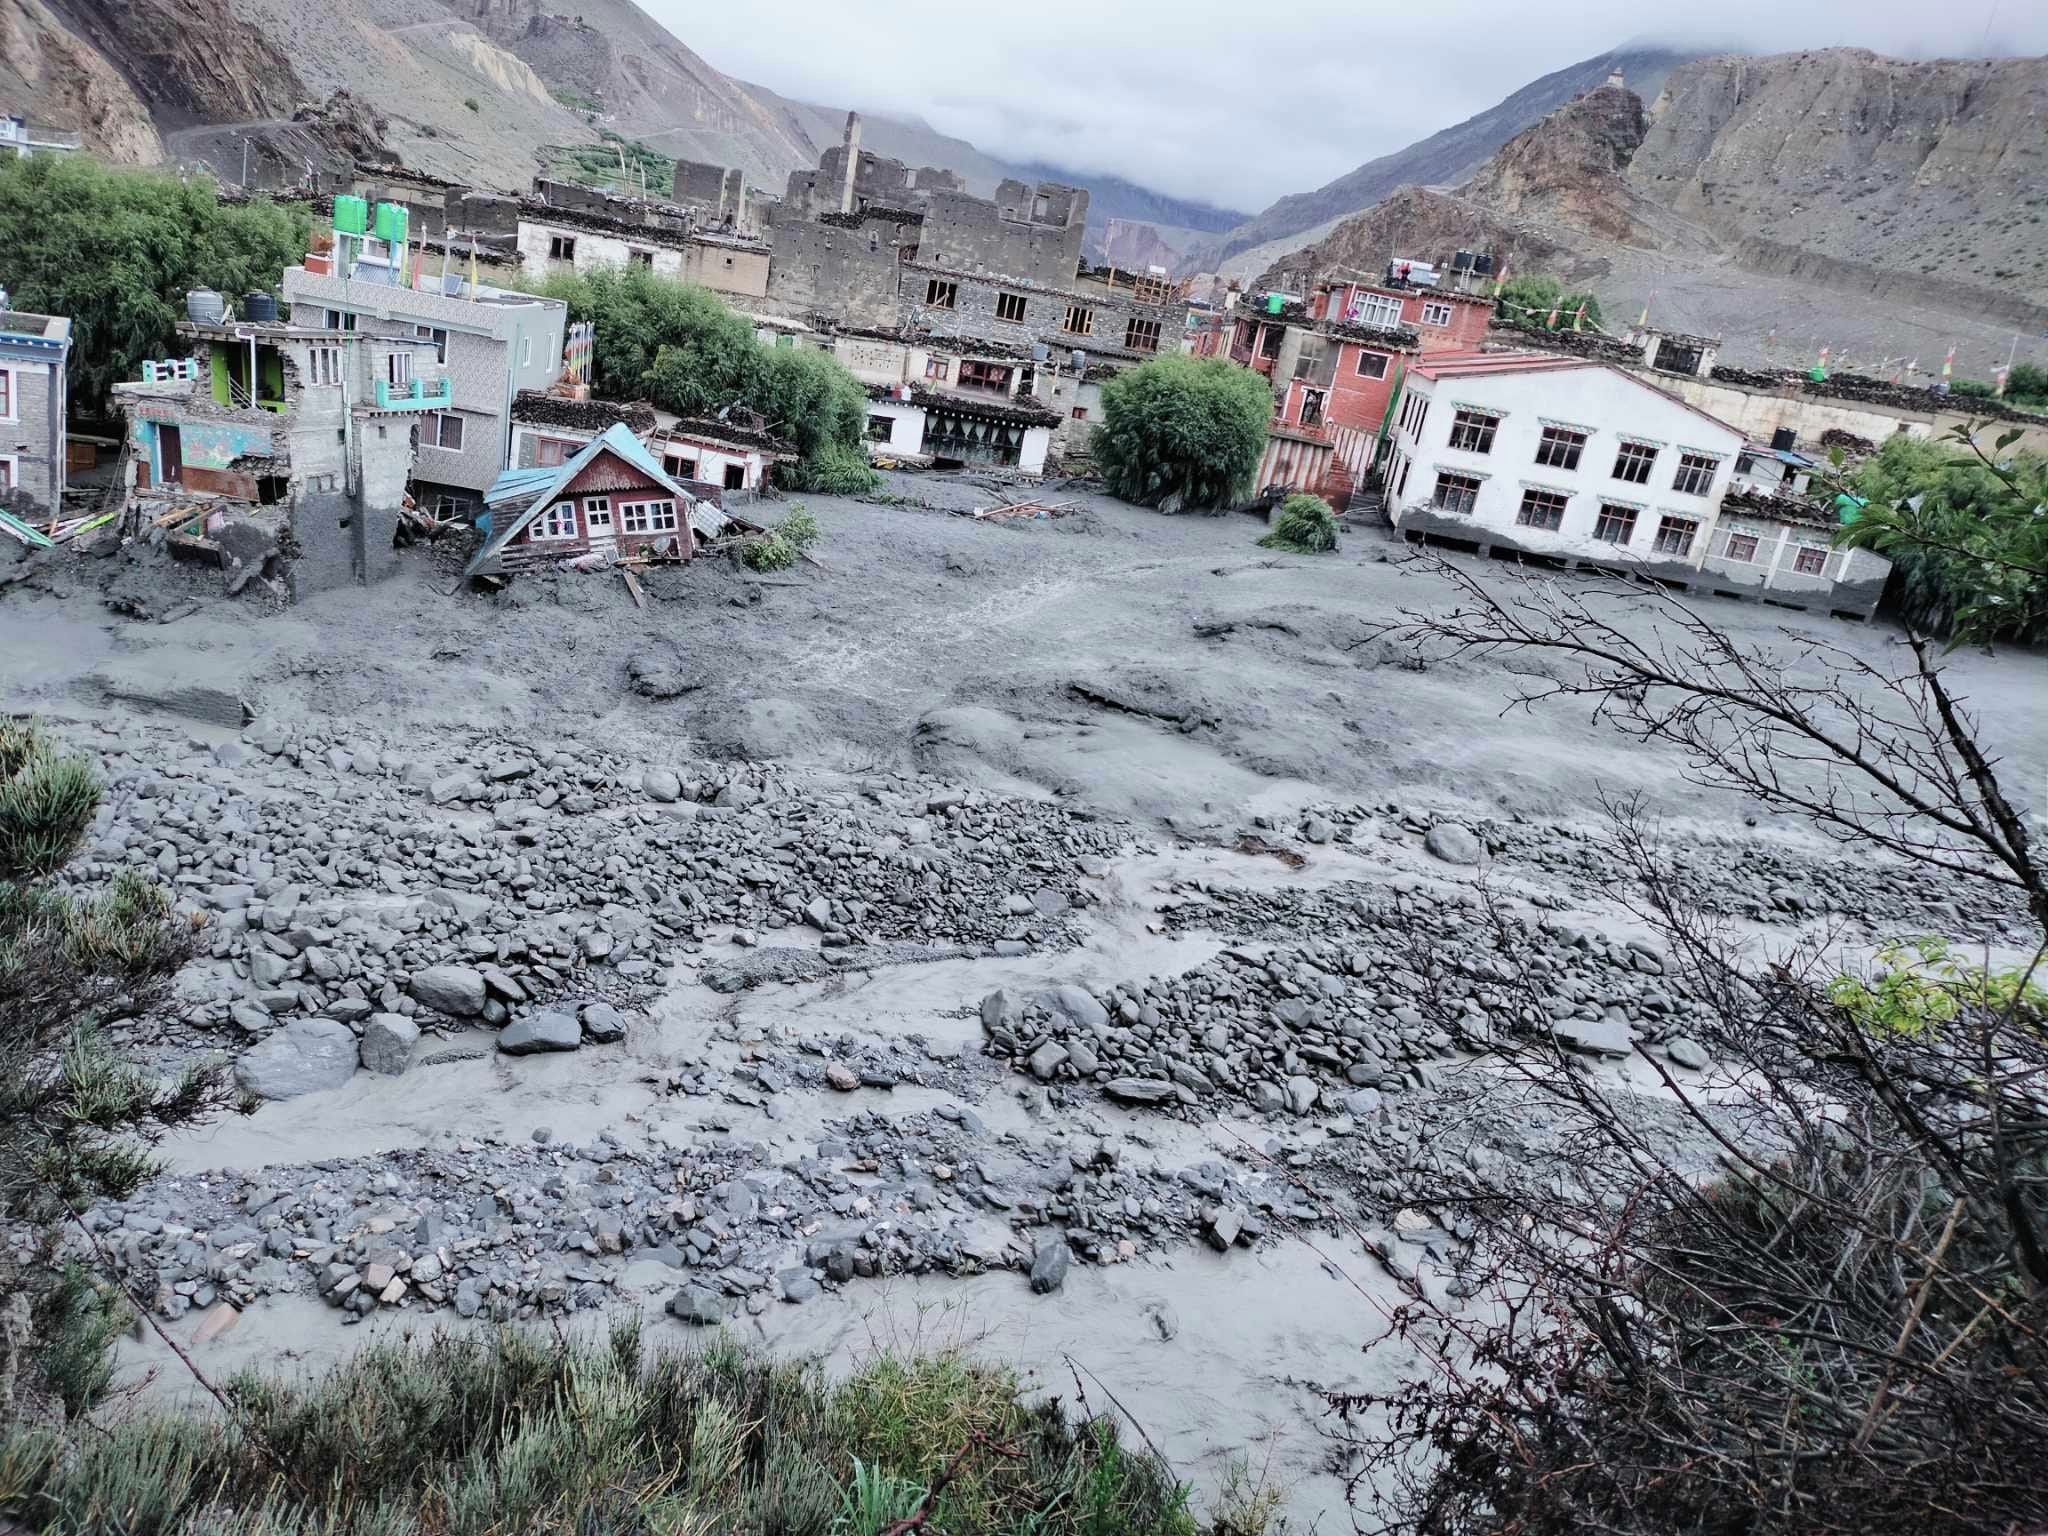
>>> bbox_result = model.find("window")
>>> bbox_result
[1124,317,1162,352]
[925,356,949,382]
[1534,426,1586,471]
[1300,388,1327,428]
[0,367,14,420]
[434,493,473,521]
[723,464,745,490]
[666,457,697,481]
[414,325,448,364]
[957,359,1013,393]
[1420,301,1454,327]
[1723,531,1760,563]
[1592,505,1638,544]
[1612,440,1657,484]
[1516,488,1569,530]
[585,498,612,534]
[520,337,533,368]
[628,250,654,269]
[427,412,464,451]
[1400,394,1430,438]
[535,500,579,540]
[549,234,576,262]
[620,499,679,534]
[1070,406,1088,421]
[1062,304,1094,336]
[1348,292,1403,329]
[1652,515,1698,557]
[535,437,579,467]
[1432,472,1481,515]
[1793,543,1829,576]
[1448,409,1500,454]
[1132,273,1171,306]
[1355,350,1389,380]
[0,456,12,491]
[1672,452,1720,496]
[995,292,1027,323]
[1291,335,1327,383]
[925,279,958,309]
[385,351,412,387]
[322,307,356,331]
[1257,325,1282,360]
[867,415,894,442]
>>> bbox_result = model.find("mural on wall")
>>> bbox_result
[176,422,273,470]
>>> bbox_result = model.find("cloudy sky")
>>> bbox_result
[651,0,2045,214]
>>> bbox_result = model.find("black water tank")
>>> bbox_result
[1770,426,1797,451]
[242,291,279,323]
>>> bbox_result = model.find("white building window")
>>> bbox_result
[1613,440,1658,484]
[620,499,678,534]
[1534,426,1586,470]
[1448,409,1501,454]
[0,366,15,422]
[1592,505,1638,544]
[535,501,579,540]
[386,351,412,387]
[585,497,612,534]
[1672,451,1720,496]
[1420,301,1454,327]
[1723,529,1761,563]
[1515,488,1569,530]
[1432,472,1481,515]
[1653,515,1698,557]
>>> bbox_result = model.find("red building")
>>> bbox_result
[1231,275,1496,503]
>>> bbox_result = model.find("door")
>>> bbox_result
[723,463,745,490]
[158,425,183,484]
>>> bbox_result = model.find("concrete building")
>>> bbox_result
[1382,351,1748,578]
[0,309,72,516]
[111,319,432,594]
[0,115,82,157]
[282,232,568,522]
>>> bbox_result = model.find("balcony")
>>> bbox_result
[375,376,453,411]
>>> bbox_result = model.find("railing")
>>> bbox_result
[375,376,453,410]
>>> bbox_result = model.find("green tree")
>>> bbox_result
[537,267,875,492]
[1836,426,2048,644]
[0,720,223,1427]
[0,155,310,413]
[1257,493,1339,553]
[1092,355,1272,510]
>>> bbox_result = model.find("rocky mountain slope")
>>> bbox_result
[1195,47,1698,274]
[1263,58,2048,374]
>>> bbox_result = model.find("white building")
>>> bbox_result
[1380,352,1891,618]
[1383,352,1747,571]
[828,332,1059,475]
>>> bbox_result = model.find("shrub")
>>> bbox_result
[1257,493,1338,554]
[1093,355,1272,511]
[778,441,878,496]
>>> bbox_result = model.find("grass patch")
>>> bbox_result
[1,1324,1260,1535]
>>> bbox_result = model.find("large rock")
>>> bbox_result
[579,1002,627,1043]
[641,767,681,803]
[1553,1015,1632,1057]
[234,1017,358,1100]
[409,964,486,1017]
[1042,984,1109,1030]
[1104,1077,1176,1105]
[668,1287,728,1326]
[358,1013,419,1075]
[498,1011,582,1055]
[1029,1237,1071,1294]
[1424,824,1483,865]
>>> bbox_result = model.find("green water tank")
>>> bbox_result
[333,195,368,236]
[1266,292,1285,314]
[373,201,409,244]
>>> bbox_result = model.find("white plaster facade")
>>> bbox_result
[1383,356,1747,569]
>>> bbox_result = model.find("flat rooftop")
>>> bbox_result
[0,311,70,341]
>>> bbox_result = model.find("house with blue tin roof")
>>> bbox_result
[466,421,730,578]
[0,307,72,518]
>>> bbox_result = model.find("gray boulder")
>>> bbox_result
[234,1017,358,1100]
[668,1287,728,1326]
[1104,1077,1176,1105]
[641,767,681,803]
[358,1013,419,1075]
[1554,1015,1632,1057]
[498,1011,582,1055]
[409,965,486,1017]
[1665,1036,1710,1070]
[1043,984,1109,1030]
[1424,824,1483,865]
[580,1002,627,1043]
[1029,1237,1071,1294]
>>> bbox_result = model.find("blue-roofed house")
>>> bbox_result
[467,421,726,578]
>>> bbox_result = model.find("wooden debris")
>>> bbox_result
[621,567,646,609]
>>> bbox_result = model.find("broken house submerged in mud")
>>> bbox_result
[464,421,734,580]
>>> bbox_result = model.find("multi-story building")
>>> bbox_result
[0,308,71,515]
[513,203,772,306]
[830,331,1061,474]
[111,317,432,592]
[282,221,568,522]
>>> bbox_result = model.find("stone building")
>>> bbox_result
[282,231,568,522]
[0,308,71,517]
[513,205,771,304]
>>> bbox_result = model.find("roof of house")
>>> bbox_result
[512,390,659,435]
[1412,350,1749,440]
[1718,487,1840,530]
[862,382,1062,429]
[467,422,696,576]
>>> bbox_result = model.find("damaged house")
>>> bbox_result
[508,391,795,497]
[467,421,730,579]
[112,313,433,595]
[0,307,71,522]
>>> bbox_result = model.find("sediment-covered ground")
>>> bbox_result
[3,478,2042,1526]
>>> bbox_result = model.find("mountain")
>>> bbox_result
[1261,50,2048,372]
[1194,46,1699,276]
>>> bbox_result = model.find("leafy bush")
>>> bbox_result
[1951,377,1993,398]
[0,1328,1236,1535]
[1257,493,1338,554]
[0,156,310,412]
[1494,274,1603,332]
[778,440,880,496]
[1093,355,1273,511]
[738,505,822,572]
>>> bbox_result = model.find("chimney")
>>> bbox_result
[840,111,862,216]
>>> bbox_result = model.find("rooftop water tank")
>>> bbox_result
[1031,341,1049,362]
[185,288,225,325]
[333,195,369,236]
[1771,426,1798,452]
[242,291,278,324]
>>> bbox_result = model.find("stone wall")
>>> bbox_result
[916,189,1088,289]
[0,353,65,514]
[900,266,1187,366]
[765,219,915,328]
